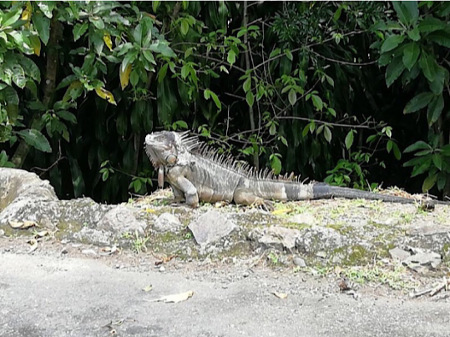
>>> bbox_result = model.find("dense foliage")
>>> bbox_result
[0,1,449,203]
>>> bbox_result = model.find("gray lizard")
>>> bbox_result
[144,131,446,208]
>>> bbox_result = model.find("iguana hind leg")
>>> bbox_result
[233,188,274,211]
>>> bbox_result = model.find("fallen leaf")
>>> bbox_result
[163,255,176,263]
[148,290,194,303]
[145,208,156,213]
[34,230,49,238]
[100,246,118,255]
[9,220,37,229]
[27,239,38,253]
[154,254,177,265]
[272,292,288,299]
[271,208,292,215]
[142,285,153,292]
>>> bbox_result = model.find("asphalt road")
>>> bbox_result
[1,251,449,337]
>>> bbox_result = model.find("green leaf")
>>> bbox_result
[2,9,21,27]
[246,91,254,107]
[411,158,431,177]
[285,49,293,61]
[143,50,156,65]
[18,55,41,82]
[269,123,276,135]
[404,140,431,153]
[157,63,168,83]
[227,49,236,65]
[243,77,251,93]
[403,92,434,113]
[270,155,282,175]
[385,56,405,87]
[407,27,420,41]
[427,94,444,126]
[288,89,296,106]
[302,124,311,137]
[437,2,450,16]
[152,1,160,12]
[11,64,26,89]
[181,64,190,79]
[0,150,15,168]
[392,1,419,26]
[174,120,188,129]
[269,48,281,58]
[323,126,332,143]
[429,66,445,95]
[418,17,446,33]
[402,42,420,71]
[422,173,437,192]
[210,91,221,110]
[37,2,54,18]
[279,136,288,147]
[16,129,52,153]
[237,28,246,38]
[73,22,88,42]
[418,51,437,82]
[149,42,176,58]
[56,110,77,124]
[345,130,354,149]
[311,95,323,111]
[403,156,426,167]
[392,142,402,160]
[387,139,393,153]
[437,174,446,190]
[432,154,443,170]
[427,30,450,48]
[1,86,19,105]
[89,17,104,30]
[32,12,50,45]
[130,69,139,87]
[180,19,189,36]
[381,35,405,53]
[121,50,138,72]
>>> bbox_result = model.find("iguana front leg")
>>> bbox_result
[174,176,199,207]
[171,186,185,203]
[166,167,199,207]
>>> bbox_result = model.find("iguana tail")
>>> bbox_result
[311,183,447,205]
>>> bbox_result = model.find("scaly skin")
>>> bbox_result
[144,131,447,208]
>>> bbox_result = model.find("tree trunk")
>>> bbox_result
[243,1,259,170]
[12,17,63,167]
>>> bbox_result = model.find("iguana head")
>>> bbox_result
[144,131,179,168]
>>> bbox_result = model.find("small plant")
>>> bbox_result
[132,230,150,253]
[324,152,379,191]
[342,264,418,290]
[121,231,133,239]
[403,140,450,193]
[267,251,279,265]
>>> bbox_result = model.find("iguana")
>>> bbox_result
[144,131,447,209]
